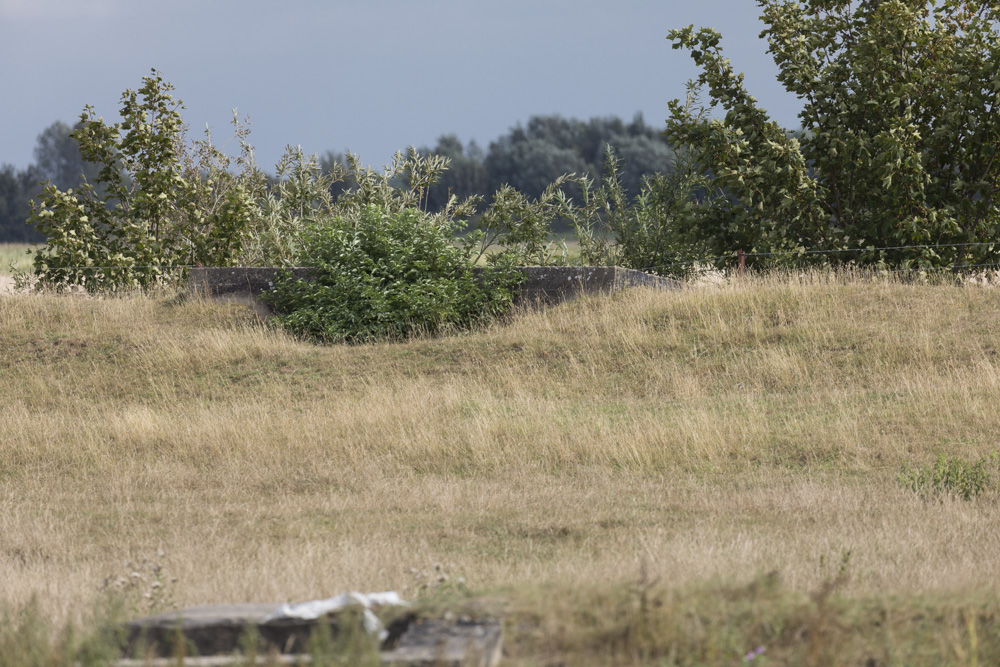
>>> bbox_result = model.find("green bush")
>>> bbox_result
[898,452,999,501]
[264,205,522,343]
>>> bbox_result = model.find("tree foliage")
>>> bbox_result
[414,114,675,213]
[667,0,1000,269]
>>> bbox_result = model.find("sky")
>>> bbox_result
[0,0,803,173]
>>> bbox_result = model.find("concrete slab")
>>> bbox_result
[123,603,502,666]
[381,618,503,667]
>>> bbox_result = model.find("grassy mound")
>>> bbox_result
[2,271,1000,664]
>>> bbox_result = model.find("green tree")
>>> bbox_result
[26,70,263,290]
[666,0,1000,269]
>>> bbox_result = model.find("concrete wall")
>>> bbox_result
[188,266,680,316]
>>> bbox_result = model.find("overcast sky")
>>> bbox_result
[0,0,803,172]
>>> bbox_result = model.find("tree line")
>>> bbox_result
[10,0,999,275]
[1,113,674,243]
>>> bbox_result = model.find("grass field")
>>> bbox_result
[0,243,35,274]
[2,265,1000,665]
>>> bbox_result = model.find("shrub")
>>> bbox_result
[569,142,718,277]
[240,146,338,266]
[263,205,522,343]
[898,452,999,501]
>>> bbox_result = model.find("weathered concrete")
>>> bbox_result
[122,603,502,666]
[380,618,503,667]
[187,265,680,316]
[510,265,681,305]
[124,603,315,658]
[187,268,315,319]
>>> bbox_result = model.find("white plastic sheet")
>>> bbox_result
[264,591,409,641]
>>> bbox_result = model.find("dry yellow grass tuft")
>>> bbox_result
[2,271,1000,663]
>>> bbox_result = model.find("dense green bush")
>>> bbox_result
[264,205,522,343]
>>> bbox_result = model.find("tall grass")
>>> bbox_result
[2,271,1000,664]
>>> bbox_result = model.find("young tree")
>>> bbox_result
[666,0,1000,269]
[27,70,263,290]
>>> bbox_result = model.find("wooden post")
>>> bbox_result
[737,249,746,278]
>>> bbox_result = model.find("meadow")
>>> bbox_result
[0,243,34,273]
[2,254,1000,665]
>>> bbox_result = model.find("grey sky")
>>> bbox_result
[0,0,802,172]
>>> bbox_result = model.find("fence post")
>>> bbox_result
[737,249,746,278]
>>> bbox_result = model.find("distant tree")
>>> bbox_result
[329,114,676,219]
[0,120,107,243]
[485,114,674,202]
[416,135,488,211]
[579,116,630,165]
[319,151,355,200]
[33,121,101,192]
[0,164,45,243]
[485,135,589,201]
[604,133,675,198]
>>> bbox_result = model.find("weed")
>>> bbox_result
[100,547,177,614]
[898,452,999,501]
[406,562,469,601]
[0,596,126,667]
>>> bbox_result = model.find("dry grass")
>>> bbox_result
[2,271,1000,664]
[0,243,35,294]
